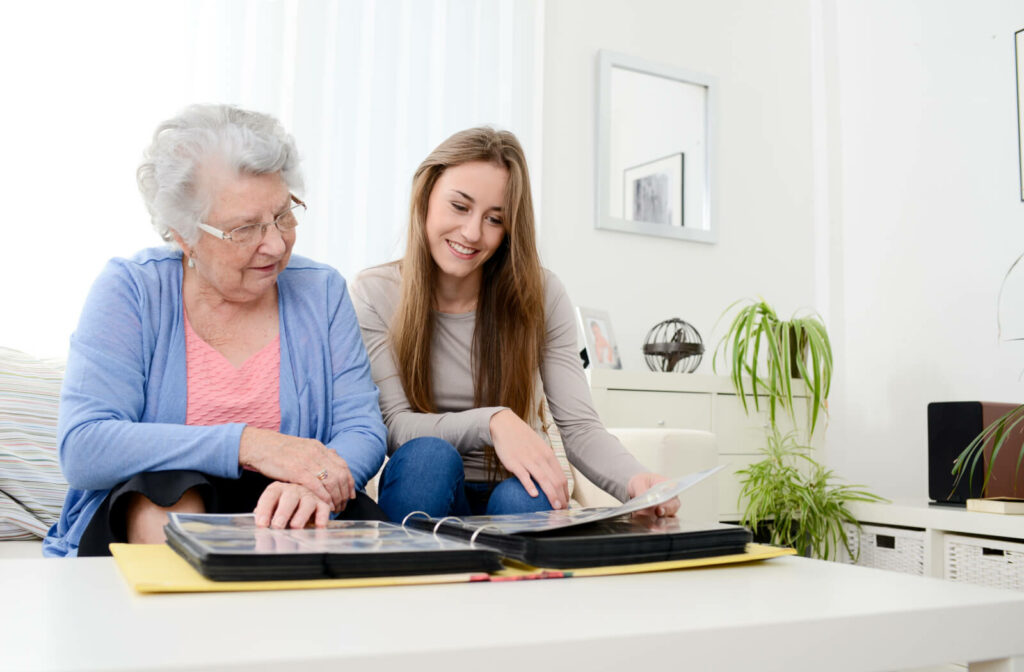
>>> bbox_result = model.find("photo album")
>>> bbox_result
[164,465,751,582]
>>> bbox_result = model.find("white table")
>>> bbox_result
[3,554,1024,672]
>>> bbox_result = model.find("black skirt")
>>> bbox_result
[78,469,387,557]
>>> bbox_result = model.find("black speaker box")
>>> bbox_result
[927,401,1019,504]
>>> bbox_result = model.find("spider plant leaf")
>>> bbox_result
[802,322,830,437]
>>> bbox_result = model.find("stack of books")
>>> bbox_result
[965,497,1024,515]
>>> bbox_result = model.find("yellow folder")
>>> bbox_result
[111,542,795,594]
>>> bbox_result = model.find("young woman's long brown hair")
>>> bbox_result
[391,128,546,477]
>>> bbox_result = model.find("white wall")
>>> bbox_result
[541,0,1024,500]
[826,0,1024,498]
[0,1,543,359]
[540,0,819,374]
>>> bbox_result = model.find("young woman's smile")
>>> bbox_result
[424,160,508,301]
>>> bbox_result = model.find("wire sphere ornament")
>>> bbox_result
[642,318,705,373]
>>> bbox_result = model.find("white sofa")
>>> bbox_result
[0,345,718,559]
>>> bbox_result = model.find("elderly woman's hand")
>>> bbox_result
[253,481,332,529]
[239,427,355,511]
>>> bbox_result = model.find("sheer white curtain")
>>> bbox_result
[0,0,544,357]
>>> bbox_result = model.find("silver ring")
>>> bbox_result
[401,511,430,527]
[316,468,328,481]
[470,524,500,547]
[432,516,460,537]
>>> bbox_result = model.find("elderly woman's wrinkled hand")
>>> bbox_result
[239,427,356,511]
[253,481,332,529]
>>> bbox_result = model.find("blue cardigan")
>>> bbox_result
[43,247,387,557]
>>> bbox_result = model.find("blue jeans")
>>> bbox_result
[377,437,552,522]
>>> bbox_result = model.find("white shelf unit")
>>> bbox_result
[847,500,1024,585]
[586,369,822,519]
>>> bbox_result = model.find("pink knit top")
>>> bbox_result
[184,311,282,431]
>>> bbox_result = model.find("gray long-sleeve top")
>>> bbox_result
[350,263,646,501]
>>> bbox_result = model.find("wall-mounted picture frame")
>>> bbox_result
[576,307,622,370]
[1016,27,1024,201]
[596,50,717,244]
[623,152,684,228]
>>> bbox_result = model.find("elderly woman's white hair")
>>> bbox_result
[137,104,304,248]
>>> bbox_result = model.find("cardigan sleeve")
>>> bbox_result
[321,270,388,489]
[57,258,243,491]
[539,271,647,502]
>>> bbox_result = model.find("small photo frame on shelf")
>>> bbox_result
[577,307,622,370]
[623,152,684,228]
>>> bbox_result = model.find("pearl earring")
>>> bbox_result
[187,256,195,269]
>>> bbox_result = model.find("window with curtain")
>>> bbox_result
[0,0,543,357]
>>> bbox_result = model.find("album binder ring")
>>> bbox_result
[401,511,430,527]
[470,525,501,547]
[432,516,461,537]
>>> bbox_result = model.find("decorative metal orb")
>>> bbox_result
[642,318,704,373]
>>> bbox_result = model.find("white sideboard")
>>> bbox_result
[848,499,1024,583]
[586,369,823,519]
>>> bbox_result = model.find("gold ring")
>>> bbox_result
[316,468,328,481]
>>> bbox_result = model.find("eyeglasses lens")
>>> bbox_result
[229,205,301,245]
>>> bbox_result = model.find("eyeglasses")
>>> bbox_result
[196,194,306,246]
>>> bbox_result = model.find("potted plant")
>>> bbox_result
[713,298,832,440]
[738,428,886,559]
[715,297,884,557]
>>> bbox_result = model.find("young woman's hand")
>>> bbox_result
[627,472,681,517]
[239,426,355,512]
[489,409,570,509]
[253,481,332,529]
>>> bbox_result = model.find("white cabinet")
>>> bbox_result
[847,500,1024,590]
[587,369,823,519]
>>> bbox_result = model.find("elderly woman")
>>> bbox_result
[43,105,387,558]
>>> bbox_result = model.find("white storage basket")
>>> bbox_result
[842,522,925,576]
[944,533,1024,592]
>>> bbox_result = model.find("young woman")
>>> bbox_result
[352,127,679,521]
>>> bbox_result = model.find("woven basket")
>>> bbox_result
[842,522,925,576]
[944,533,1024,592]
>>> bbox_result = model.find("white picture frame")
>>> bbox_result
[596,50,717,244]
[577,307,622,370]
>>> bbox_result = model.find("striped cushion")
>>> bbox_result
[0,347,67,540]
[539,397,575,498]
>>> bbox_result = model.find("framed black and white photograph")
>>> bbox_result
[623,153,684,228]
[576,307,622,370]
[1016,27,1024,201]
